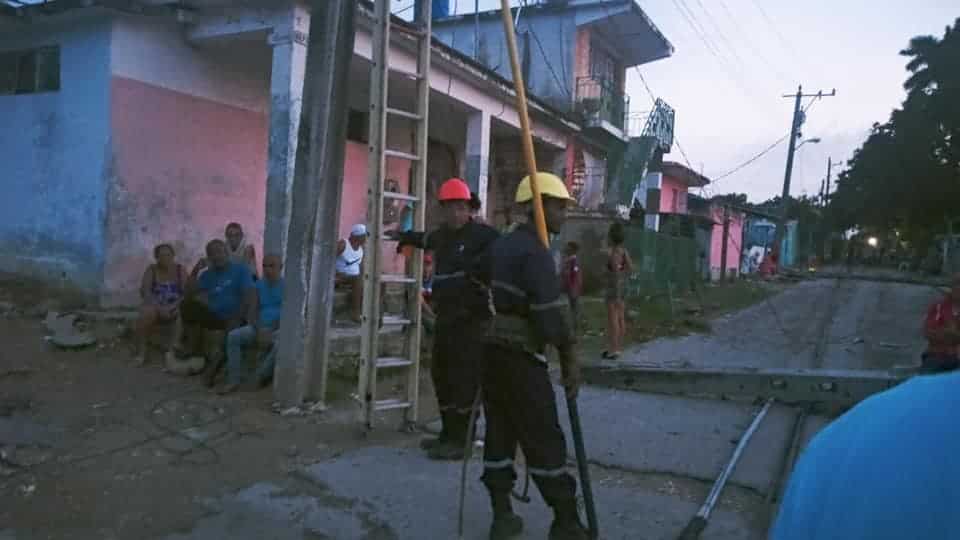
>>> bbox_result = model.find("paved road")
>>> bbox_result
[619,278,939,371]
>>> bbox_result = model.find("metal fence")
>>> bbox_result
[624,225,699,297]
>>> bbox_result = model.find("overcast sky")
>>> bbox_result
[407,0,956,203]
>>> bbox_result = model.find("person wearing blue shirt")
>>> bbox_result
[181,239,255,384]
[220,254,284,394]
[771,371,960,540]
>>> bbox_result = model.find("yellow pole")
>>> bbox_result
[498,0,549,248]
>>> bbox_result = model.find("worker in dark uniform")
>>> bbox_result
[388,177,499,460]
[475,172,587,540]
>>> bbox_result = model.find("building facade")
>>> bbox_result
[0,0,674,305]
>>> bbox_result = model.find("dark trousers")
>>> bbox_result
[921,352,960,373]
[481,344,577,508]
[432,319,485,441]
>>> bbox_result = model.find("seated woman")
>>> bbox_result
[134,243,187,365]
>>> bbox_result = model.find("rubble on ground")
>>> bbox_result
[42,312,97,349]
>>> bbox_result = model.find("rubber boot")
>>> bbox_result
[488,492,523,540]
[420,411,450,450]
[548,500,589,540]
[427,412,467,460]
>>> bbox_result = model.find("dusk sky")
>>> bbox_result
[401,0,957,203]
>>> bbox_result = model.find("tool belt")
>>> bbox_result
[485,313,546,359]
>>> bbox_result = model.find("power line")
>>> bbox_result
[747,0,802,63]
[668,0,760,100]
[712,134,790,182]
[521,0,571,99]
[714,0,794,86]
[691,0,747,70]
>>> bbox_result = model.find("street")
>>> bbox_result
[0,276,941,539]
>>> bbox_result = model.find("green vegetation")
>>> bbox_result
[576,280,774,358]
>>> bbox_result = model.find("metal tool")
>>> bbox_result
[678,398,774,540]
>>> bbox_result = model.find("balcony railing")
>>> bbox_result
[625,99,675,151]
[575,76,629,133]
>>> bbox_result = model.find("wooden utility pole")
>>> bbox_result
[273,0,357,406]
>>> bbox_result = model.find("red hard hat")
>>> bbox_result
[438,178,471,201]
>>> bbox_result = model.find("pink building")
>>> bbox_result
[707,204,744,281]
[659,161,709,215]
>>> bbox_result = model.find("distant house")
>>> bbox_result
[686,193,746,282]
[433,0,675,210]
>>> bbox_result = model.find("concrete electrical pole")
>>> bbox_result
[274,0,357,406]
[772,86,835,264]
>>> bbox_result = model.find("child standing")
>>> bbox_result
[604,223,633,359]
[560,242,583,335]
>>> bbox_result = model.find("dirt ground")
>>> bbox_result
[0,285,764,540]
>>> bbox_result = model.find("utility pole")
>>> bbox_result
[720,204,730,281]
[772,86,836,264]
[274,0,357,406]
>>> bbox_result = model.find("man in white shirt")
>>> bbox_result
[335,224,368,322]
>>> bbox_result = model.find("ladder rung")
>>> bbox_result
[388,66,423,80]
[374,399,412,411]
[384,149,421,161]
[376,356,414,369]
[386,107,423,121]
[384,191,419,202]
[382,315,412,326]
[381,274,417,284]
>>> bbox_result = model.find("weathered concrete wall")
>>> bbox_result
[433,11,576,111]
[103,16,271,306]
[0,18,112,295]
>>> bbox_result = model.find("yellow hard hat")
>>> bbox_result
[515,172,572,203]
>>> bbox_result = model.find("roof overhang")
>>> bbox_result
[573,0,674,67]
[662,161,710,188]
[434,0,673,68]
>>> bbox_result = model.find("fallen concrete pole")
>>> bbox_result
[582,363,914,416]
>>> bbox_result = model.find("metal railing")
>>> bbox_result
[625,99,675,151]
[575,76,629,132]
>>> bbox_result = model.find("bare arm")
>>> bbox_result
[185,258,207,298]
[140,266,154,305]
[245,245,258,275]
[622,248,634,273]
[336,240,346,256]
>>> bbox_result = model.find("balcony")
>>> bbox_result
[575,76,629,140]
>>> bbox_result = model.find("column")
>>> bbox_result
[264,4,310,258]
[464,110,491,217]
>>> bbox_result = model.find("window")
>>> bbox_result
[346,109,369,143]
[0,46,60,95]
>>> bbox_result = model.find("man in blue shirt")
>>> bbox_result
[181,239,255,383]
[771,371,960,540]
[220,254,284,394]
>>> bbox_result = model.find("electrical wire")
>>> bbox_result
[712,134,790,182]
[714,0,794,86]
[520,0,571,99]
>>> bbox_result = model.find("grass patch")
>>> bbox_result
[576,280,774,357]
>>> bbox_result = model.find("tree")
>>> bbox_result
[828,17,960,255]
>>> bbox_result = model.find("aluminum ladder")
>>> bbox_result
[358,0,432,430]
